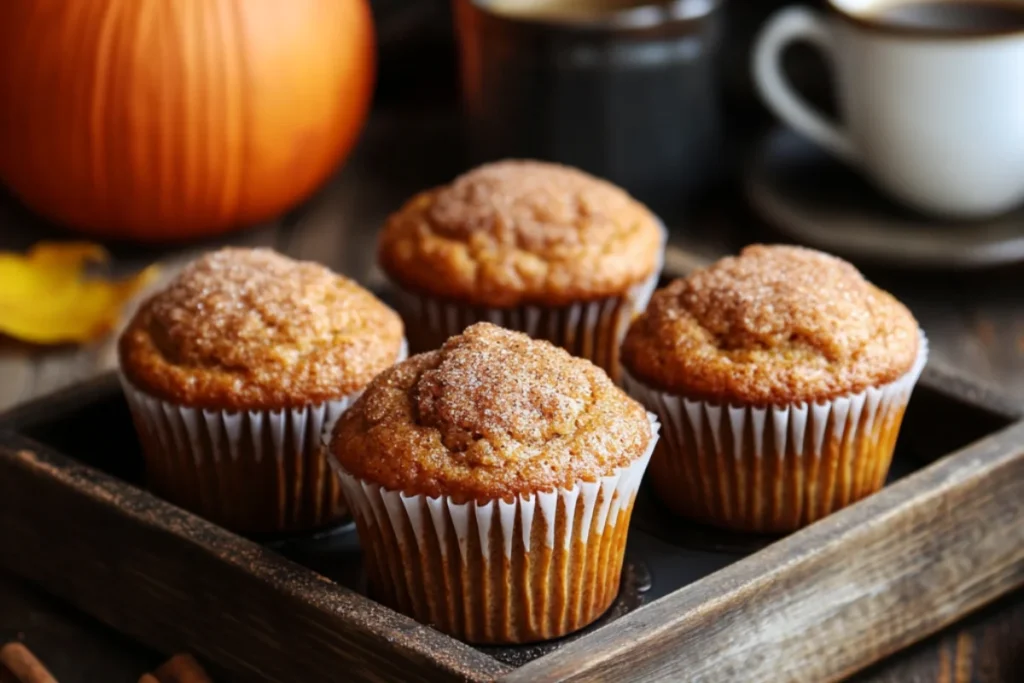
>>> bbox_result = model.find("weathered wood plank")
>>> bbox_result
[0,435,509,683]
[0,342,35,414]
[854,588,1024,683]
[0,571,157,681]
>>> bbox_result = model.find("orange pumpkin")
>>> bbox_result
[0,0,375,242]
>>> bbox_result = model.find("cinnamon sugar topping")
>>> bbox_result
[621,245,921,404]
[378,160,664,307]
[331,322,652,501]
[119,248,404,410]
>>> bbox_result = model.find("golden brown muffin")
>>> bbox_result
[377,160,666,376]
[379,160,664,307]
[620,245,926,533]
[118,247,405,534]
[329,322,656,643]
[621,244,920,406]
[120,247,404,411]
[334,321,651,500]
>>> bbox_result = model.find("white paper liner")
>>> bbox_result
[120,340,407,533]
[622,333,929,532]
[391,222,667,378]
[329,414,659,643]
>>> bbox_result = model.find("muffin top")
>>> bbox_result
[378,160,665,307]
[621,245,921,405]
[330,322,653,502]
[119,248,404,411]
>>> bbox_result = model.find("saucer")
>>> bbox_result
[744,128,1024,269]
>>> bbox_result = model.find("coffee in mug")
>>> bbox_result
[753,0,1024,219]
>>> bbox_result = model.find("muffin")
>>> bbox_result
[118,248,406,534]
[620,245,927,533]
[378,160,666,378]
[327,322,658,643]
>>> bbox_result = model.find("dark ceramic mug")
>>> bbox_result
[453,0,724,224]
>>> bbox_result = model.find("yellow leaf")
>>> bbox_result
[0,242,159,345]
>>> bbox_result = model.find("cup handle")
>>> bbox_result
[752,7,858,164]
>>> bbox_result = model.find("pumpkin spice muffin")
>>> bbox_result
[118,247,405,534]
[621,245,927,533]
[328,322,658,644]
[378,160,666,377]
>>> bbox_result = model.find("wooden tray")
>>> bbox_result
[1,351,1023,682]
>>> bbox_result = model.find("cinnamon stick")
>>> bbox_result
[0,643,57,683]
[150,654,212,683]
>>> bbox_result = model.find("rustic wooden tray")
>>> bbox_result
[1,342,1023,682]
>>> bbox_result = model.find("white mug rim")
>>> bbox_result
[826,0,1024,41]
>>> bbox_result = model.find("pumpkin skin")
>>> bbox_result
[0,0,375,242]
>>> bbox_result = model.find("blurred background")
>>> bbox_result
[0,0,1020,409]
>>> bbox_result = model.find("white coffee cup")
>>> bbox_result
[752,0,1024,220]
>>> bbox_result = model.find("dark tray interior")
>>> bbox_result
[4,370,1013,669]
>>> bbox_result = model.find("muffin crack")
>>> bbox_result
[412,323,597,450]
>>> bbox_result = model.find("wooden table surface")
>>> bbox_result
[1,105,1022,682]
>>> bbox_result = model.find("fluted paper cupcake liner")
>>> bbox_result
[391,225,666,379]
[120,342,407,534]
[330,414,659,644]
[393,272,659,380]
[622,334,928,533]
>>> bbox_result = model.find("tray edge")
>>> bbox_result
[0,433,510,683]
[504,418,1024,683]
